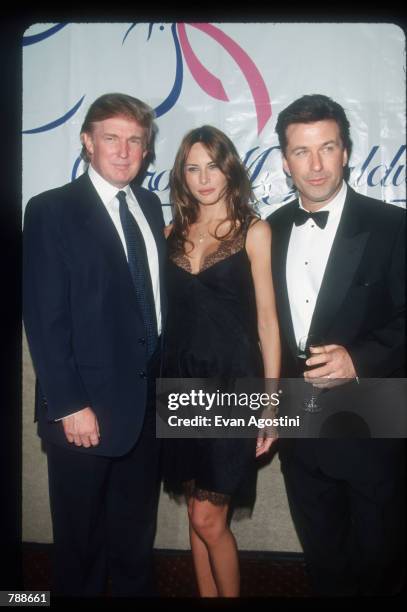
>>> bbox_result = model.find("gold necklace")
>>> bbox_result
[196,222,210,243]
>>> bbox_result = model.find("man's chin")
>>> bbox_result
[109,177,132,189]
[301,184,341,207]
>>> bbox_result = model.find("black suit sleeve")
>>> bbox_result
[348,214,405,377]
[23,195,90,420]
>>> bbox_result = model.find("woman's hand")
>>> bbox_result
[256,426,278,457]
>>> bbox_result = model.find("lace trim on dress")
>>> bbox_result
[171,250,193,273]
[201,232,245,273]
[164,481,253,519]
[183,479,231,507]
[171,231,245,275]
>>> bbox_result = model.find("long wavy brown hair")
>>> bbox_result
[169,125,259,255]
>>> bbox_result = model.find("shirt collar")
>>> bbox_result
[298,180,347,218]
[87,165,131,206]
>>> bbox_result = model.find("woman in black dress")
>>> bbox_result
[163,125,280,597]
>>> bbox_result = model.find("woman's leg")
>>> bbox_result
[189,519,218,597]
[189,496,240,597]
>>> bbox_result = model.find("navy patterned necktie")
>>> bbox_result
[294,207,329,229]
[117,190,158,358]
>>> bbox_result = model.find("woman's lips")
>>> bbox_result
[198,189,215,195]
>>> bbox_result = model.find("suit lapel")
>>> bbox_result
[75,173,140,306]
[272,202,298,357]
[132,185,166,260]
[308,188,369,338]
[132,185,167,322]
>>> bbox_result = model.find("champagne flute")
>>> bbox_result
[297,334,326,413]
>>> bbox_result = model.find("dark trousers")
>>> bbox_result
[46,359,161,597]
[281,440,405,596]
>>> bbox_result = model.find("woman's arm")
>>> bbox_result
[246,220,281,379]
[246,219,281,456]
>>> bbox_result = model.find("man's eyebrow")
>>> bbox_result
[291,139,338,152]
[102,132,143,140]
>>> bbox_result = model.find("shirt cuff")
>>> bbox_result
[55,408,84,422]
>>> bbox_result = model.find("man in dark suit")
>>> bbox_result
[23,93,167,597]
[268,94,405,596]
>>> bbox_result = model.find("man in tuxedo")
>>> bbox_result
[268,94,405,596]
[23,93,167,597]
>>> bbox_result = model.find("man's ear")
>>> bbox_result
[81,132,94,158]
[282,156,291,176]
[342,148,348,167]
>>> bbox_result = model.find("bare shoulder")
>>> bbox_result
[246,218,272,243]
[164,223,173,239]
[246,218,272,264]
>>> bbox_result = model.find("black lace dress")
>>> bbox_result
[162,228,264,509]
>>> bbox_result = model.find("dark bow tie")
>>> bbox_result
[294,207,329,229]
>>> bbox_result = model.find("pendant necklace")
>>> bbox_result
[197,223,210,243]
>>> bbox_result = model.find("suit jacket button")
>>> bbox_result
[138,337,146,345]
[139,370,146,378]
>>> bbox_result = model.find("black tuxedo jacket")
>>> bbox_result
[269,186,405,379]
[268,187,405,470]
[23,172,167,457]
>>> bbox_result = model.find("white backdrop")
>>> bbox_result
[22,21,406,550]
[23,22,406,223]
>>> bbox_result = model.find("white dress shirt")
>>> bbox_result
[286,181,347,348]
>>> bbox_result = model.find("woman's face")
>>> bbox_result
[184,142,228,207]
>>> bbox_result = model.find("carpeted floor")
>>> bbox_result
[23,543,312,597]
